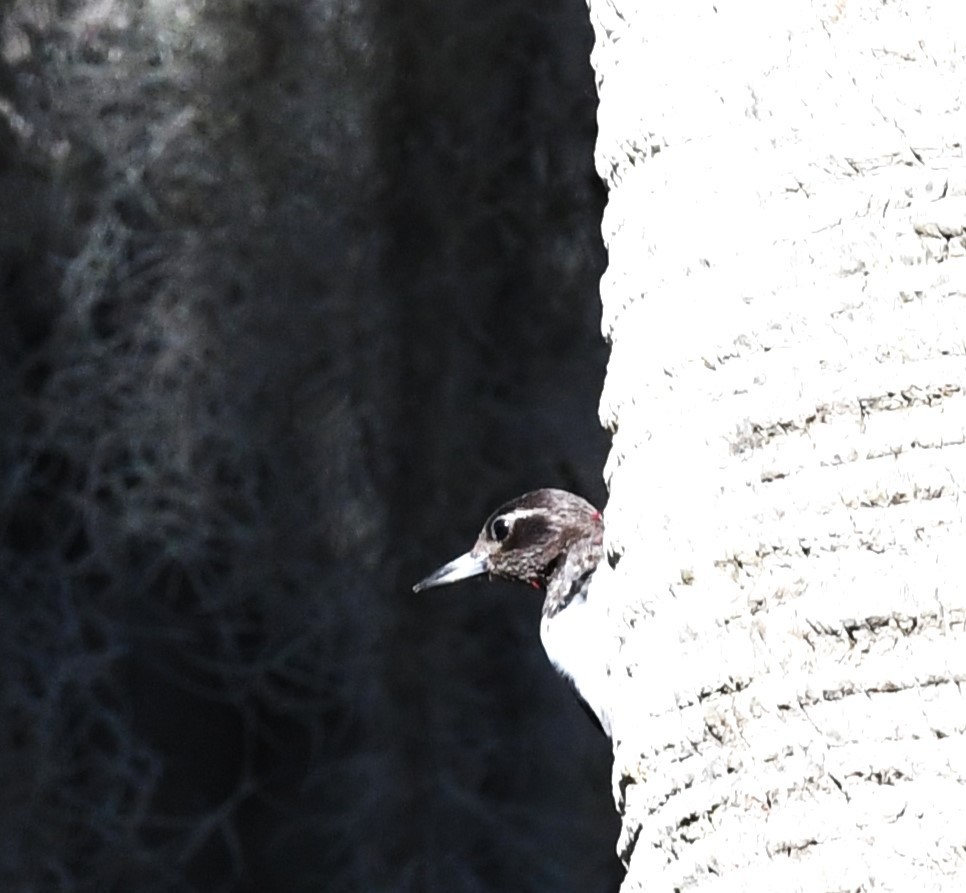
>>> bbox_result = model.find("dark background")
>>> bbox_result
[0,1,613,890]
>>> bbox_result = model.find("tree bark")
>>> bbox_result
[587,0,966,889]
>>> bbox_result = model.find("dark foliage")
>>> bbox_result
[0,0,613,890]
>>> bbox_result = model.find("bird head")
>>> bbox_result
[413,489,602,593]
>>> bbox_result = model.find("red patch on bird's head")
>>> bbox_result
[591,510,602,522]
[530,580,542,590]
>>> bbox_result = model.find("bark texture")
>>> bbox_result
[587,0,966,889]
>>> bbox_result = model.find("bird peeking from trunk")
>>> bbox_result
[414,488,612,738]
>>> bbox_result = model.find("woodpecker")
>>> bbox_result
[413,488,611,738]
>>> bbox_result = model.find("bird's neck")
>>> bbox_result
[542,533,603,619]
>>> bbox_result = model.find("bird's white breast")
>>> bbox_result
[539,590,613,738]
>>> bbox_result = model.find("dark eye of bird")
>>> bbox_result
[491,517,511,541]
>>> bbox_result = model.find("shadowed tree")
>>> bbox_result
[0,0,617,891]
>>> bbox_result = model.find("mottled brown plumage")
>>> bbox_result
[414,489,610,736]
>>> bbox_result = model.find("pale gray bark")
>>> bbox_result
[587,0,966,889]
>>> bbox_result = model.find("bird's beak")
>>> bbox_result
[413,551,489,592]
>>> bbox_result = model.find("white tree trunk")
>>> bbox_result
[588,1,966,889]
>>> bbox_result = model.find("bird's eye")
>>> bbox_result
[491,517,511,541]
